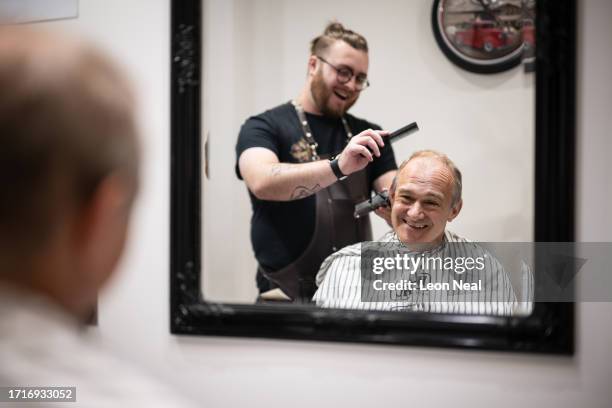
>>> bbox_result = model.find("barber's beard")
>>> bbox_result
[310,71,356,118]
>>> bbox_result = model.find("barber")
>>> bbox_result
[236,22,397,301]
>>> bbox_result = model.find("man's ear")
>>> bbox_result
[447,199,463,222]
[73,173,134,289]
[75,175,131,239]
[388,176,397,206]
[307,55,318,77]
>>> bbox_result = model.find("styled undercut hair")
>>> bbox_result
[310,21,368,56]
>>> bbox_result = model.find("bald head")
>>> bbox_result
[0,27,139,260]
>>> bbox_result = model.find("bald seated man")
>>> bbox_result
[313,150,520,315]
[0,27,196,407]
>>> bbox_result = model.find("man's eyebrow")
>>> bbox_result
[397,188,444,200]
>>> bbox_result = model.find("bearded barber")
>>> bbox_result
[236,22,397,301]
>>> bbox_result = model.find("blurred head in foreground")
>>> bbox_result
[0,26,139,319]
[389,150,462,246]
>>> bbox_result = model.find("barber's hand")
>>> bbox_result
[374,189,393,226]
[374,206,392,227]
[337,129,389,176]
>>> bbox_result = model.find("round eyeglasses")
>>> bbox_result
[316,56,370,91]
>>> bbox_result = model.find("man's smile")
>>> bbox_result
[333,89,349,101]
[403,218,429,231]
[408,224,427,230]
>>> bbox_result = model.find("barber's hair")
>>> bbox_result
[0,27,139,255]
[310,21,368,56]
[392,150,463,207]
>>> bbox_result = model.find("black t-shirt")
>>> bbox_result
[235,102,397,273]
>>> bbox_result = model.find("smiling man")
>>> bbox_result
[236,22,397,301]
[390,150,462,246]
[313,150,522,315]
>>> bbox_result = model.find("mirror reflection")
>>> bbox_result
[201,0,534,315]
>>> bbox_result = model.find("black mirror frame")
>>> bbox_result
[170,0,575,354]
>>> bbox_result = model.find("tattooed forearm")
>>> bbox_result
[270,164,284,176]
[259,160,334,201]
[270,163,297,176]
[290,184,321,200]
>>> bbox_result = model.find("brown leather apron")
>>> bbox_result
[259,102,373,301]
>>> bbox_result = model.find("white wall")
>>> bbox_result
[202,0,534,302]
[39,0,612,407]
